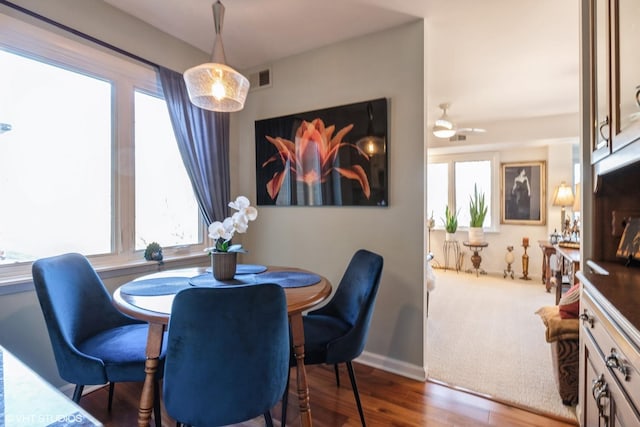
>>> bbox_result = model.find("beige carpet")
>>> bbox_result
[426,270,577,422]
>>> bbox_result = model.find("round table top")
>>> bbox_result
[112,266,332,324]
[462,241,489,249]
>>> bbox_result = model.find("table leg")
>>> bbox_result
[289,312,313,427]
[138,322,165,427]
[542,248,554,292]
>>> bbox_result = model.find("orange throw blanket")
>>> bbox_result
[535,305,580,342]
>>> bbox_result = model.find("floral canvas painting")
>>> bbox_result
[254,98,388,206]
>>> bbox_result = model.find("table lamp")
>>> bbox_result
[552,181,575,235]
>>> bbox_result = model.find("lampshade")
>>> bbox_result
[183,1,250,112]
[432,103,456,138]
[572,183,581,212]
[552,181,574,207]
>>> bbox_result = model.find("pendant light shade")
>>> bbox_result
[183,1,249,112]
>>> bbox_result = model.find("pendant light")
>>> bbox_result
[183,1,250,112]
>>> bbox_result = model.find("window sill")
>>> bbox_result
[0,252,209,296]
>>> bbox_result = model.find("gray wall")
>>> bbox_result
[233,21,427,372]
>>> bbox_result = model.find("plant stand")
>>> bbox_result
[442,240,461,272]
[463,241,489,277]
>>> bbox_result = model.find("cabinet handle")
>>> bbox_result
[591,374,609,426]
[598,116,610,142]
[605,349,630,380]
[580,310,594,328]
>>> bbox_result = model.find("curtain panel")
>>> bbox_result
[157,66,230,226]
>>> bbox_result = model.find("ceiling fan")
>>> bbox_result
[432,103,486,141]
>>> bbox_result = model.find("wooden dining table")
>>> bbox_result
[112,265,332,427]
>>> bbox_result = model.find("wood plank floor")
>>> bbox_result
[79,363,578,426]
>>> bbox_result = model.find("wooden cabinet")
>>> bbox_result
[589,0,640,165]
[610,0,640,153]
[578,266,640,426]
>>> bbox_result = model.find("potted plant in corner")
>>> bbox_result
[469,183,488,244]
[442,205,459,241]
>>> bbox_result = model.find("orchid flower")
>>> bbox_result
[206,196,258,253]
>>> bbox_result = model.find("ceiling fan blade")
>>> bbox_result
[456,127,487,134]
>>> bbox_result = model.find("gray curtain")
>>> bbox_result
[157,66,230,225]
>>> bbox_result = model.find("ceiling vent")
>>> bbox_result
[248,68,272,91]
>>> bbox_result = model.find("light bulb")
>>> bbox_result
[366,139,376,155]
[211,80,226,100]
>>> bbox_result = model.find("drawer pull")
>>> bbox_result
[580,310,594,328]
[605,349,630,381]
[591,374,609,425]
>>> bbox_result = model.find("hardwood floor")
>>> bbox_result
[79,363,578,426]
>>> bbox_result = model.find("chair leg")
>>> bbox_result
[264,410,274,427]
[72,384,84,403]
[153,380,162,427]
[108,382,115,411]
[346,362,366,427]
[334,363,341,387]
[281,369,290,427]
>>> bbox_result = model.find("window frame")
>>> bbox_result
[427,151,500,232]
[0,12,207,287]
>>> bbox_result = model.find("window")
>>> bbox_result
[0,13,203,281]
[134,91,200,250]
[427,153,498,230]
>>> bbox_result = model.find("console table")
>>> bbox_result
[538,240,556,292]
[554,243,580,304]
[463,241,488,276]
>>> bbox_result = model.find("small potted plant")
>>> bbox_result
[442,205,459,241]
[469,184,488,244]
[143,242,163,263]
[206,196,258,280]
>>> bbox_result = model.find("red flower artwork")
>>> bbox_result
[262,118,371,200]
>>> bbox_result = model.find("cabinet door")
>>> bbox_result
[611,0,640,152]
[592,0,612,163]
[582,333,609,426]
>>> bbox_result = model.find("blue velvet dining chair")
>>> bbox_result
[282,249,384,427]
[162,284,290,427]
[31,253,164,427]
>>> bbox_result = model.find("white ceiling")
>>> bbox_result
[103,0,580,133]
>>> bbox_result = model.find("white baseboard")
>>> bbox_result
[356,351,427,382]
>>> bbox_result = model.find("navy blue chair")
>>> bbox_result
[163,284,290,427]
[282,249,384,427]
[32,253,164,427]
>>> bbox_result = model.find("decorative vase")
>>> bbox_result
[468,227,485,244]
[211,251,238,280]
[445,232,456,241]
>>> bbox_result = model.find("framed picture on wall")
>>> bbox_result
[254,98,388,207]
[500,161,546,225]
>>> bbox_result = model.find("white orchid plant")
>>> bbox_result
[205,196,258,253]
